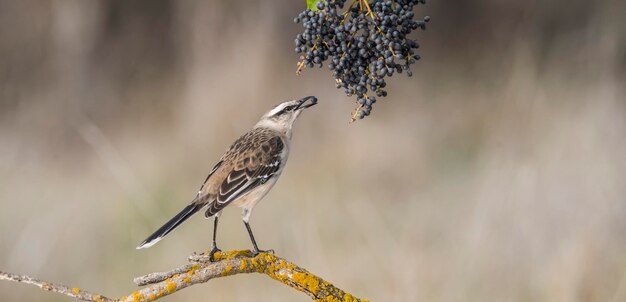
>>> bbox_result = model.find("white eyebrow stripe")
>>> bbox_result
[268,103,288,116]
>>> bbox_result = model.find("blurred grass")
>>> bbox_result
[1,0,625,301]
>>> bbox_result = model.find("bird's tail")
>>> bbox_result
[136,203,203,249]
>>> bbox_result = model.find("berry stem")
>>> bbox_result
[296,61,306,75]
[361,0,377,19]
[350,103,364,123]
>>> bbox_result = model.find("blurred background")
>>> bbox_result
[1,0,625,301]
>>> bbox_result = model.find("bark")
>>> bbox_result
[0,250,367,302]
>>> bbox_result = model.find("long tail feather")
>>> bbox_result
[136,203,203,249]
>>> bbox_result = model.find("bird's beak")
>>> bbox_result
[295,96,318,110]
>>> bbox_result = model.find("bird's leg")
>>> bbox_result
[244,221,274,256]
[209,213,221,261]
[242,208,273,256]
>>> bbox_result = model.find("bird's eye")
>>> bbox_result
[277,106,295,115]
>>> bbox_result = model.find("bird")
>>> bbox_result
[136,96,318,259]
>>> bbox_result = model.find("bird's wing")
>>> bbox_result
[197,160,223,194]
[204,135,284,217]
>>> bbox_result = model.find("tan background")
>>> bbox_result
[1,0,625,301]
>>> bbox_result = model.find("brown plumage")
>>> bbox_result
[136,96,317,255]
[199,128,286,217]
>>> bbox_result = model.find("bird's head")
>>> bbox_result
[255,96,317,136]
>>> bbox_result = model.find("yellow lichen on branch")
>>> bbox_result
[1,250,367,302]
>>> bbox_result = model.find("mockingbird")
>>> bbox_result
[136,96,317,258]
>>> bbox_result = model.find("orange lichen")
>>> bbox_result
[147,293,156,301]
[292,272,320,294]
[131,290,144,302]
[262,253,277,263]
[94,295,105,302]
[183,276,191,284]
[344,293,356,302]
[187,264,199,276]
[71,288,80,294]
[165,279,177,293]
[322,296,341,302]
[214,249,251,260]
[239,259,247,270]
[222,264,232,276]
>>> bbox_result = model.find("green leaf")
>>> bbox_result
[306,0,325,12]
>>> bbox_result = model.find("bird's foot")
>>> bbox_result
[251,248,274,257]
[208,246,222,262]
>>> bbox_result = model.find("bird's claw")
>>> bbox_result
[208,246,222,262]
[251,248,274,257]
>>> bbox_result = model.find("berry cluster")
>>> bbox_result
[294,0,430,121]
[294,0,430,120]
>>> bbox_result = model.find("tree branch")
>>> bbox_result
[0,270,115,302]
[0,250,367,302]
